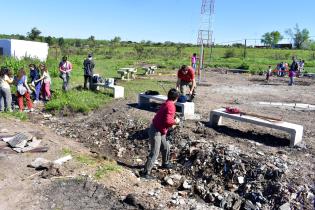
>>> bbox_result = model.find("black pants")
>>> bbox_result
[84,75,93,89]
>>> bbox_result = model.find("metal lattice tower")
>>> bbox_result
[197,0,215,83]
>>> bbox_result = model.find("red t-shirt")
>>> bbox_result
[152,100,176,135]
[177,66,195,82]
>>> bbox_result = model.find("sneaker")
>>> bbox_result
[139,170,155,180]
[33,100,39,104]
[161,163,173,169]
[30,108,34,112]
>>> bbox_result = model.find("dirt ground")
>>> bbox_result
[0,71,314,210]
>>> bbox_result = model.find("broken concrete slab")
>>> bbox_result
[2,133,32,148]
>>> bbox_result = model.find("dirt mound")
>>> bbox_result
[39,179,138,210]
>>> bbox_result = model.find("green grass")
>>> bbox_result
[0,112,28,121]
[1,45,315,116]
[45,89,112,113]
[94,161,122,179]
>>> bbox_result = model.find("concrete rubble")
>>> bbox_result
[44,109,314,210]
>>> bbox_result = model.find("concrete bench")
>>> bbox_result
[117,68,137,80]
[95,83,124,99]
[209,108,303,147]
[138,93,195,119]
[143,65,157,75]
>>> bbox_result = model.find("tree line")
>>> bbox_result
[261,24,314,50]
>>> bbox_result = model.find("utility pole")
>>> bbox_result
[243,39,247,59]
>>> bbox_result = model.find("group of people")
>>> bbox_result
[0,53,96,112]
[0,63,51,112]
[266,57,305,85]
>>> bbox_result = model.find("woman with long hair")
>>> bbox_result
[0,67,14,112]
[16,68,33,112]
[36,63,51,101]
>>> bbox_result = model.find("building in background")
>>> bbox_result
[0,39,49,61]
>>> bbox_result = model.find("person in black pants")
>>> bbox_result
[83,53,95,90]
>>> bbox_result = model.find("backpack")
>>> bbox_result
[17,84,27,95]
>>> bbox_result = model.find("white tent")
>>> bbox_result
[0,39,49,61]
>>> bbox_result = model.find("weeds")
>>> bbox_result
[94,161,122,179]
[0,112,28,121]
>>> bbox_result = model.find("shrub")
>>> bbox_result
[224,48,236,58]
[238,62,249,70]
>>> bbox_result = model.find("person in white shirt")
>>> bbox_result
[0,67,14,112]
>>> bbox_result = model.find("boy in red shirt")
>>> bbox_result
[141,88,180,179]
[176,65,196,101]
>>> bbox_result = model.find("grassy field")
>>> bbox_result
[1,45,314,114]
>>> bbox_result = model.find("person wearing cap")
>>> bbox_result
[176,65,196,101]
[59,56,72,91]
[83,53,95,90]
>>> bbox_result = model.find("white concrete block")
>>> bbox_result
[138,93,195,119]
[209,108,303,147]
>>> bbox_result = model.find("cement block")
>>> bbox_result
[138,93,195,119]
[209,108,303,147]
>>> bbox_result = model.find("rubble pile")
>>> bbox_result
[166,129,314,209]
[47,109,150,160]
[46,109,314,209]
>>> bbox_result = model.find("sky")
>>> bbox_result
[0,0,314,44]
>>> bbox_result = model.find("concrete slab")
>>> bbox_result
[138,93,195,120]
[95,83,124,99]
[209,108,303,147]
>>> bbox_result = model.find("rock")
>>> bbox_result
[4,133,31,148]
[170,174,182,181]
[29,158,51,169]
[164,176,174,186]
[237,177,244,184]
[182,180,192,189]
[279,202,290,210]
[123,194,137,206]
[243,200,256,210]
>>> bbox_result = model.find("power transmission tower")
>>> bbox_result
[197,0,215,83]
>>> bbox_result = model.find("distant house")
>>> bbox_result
[274,44,293,49]
[0,39,49,61]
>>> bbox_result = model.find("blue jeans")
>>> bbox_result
[289,77,294,85]
[192,63,197,72]
[34,82,41,100]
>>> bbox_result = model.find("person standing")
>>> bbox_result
[83,53,95,90]
[16,68,33,112]
[59,56,72,91]
[176,65,196,101]
[289,56,298,86]
[29,64,41,103]
[266,65,272,81]
[0,67,14,112]
[141,89,180,179]
[36,64,51,101]
[191,53,198,72]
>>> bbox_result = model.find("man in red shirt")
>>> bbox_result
[176,65,196,101]
[141,88,180,179]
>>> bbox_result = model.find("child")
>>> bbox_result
[29,64,41,103]
[36,64,51,101]
[0,67,14,112]
[16,68,33,112]
[141,88,180,179]
[191,53,198,72]
[266,65,272,81]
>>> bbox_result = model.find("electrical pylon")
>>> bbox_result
[197,0,215,83]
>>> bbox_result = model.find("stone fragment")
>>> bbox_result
[279,202,290,210]
[164,176,174,186]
